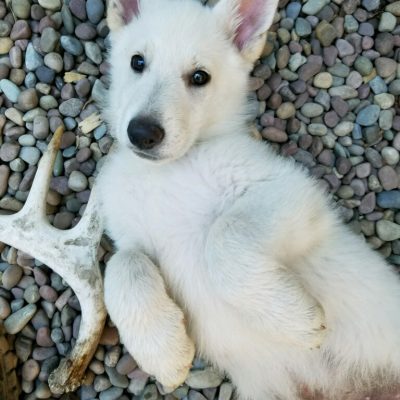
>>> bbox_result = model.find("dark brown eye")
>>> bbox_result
[131,55,145,73]
[190,70,210,86]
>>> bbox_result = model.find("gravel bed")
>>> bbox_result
[0,0,399,398]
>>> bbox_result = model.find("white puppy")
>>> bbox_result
[98,0,400,398]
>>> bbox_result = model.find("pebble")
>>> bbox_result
[302,0,330,15]
[295,18,312,37]
[354,56,373,76]
[378,166,399,190]
[0,38,13,54]
[261,127,288,143]
[379,12,397,32]
[301,103,324,118]
[99,387,123,400]
[374,93,394,109]
[40,27,60,53]
[377,191,400,209]
[4,304,37,334]
[25,43,44,71]
[336,39,355,57]
[276,103,296,119]
[18,88,39,111]
[11,0,31,19]
[24,284,40,304]
[0,79,21,102]
[356,105,380,126]
[10,20,31,40]
[376,220,400,241]
[5,108,24,126]
[363,0,380,11]
[116,353,137,375]
[33,115,50,139]
[286,2,302,19]
[313,72,332,88]
[59,98,84,117]
[87,0,105,24]
[20,146,41,165]
[22,359,40,381]
[60,36,84,56]
[185,368,224,389]
[38,0,61,10]
[369,76,387,95]
[2,265,23,290]
[375,58,397,78]
[0,297,11,319]
[69,0,87,20]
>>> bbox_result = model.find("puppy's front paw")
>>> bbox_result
[153,330,195,389]
[122,309,195,390]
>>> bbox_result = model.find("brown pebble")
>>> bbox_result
[2,265,23,290]
[17,88,39,111]
[261,127,288,143]
[22,359,40,381]
[378,166,399,191]
[359,192,376,214]
[36,326,54,347]
[100,326,119,346]
[10,20,31,40]
[39,285,58,302]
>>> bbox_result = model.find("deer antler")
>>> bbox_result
[0,127,107,394]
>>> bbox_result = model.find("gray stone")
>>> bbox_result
[87,0,105,24]
[356,105,380,126]
[301,103,324,118]
[59,98,83,117]
[0,79,21,102]
[377,191,400,209]
[38,0,61,10]
[185,368,224,389]
[302,0,329,15]
[25,43,44,71]
[369,76,387,94]
[20,147,41,166]
[105,366,129,388]
[4,304,37,334]
[24,285,40,304]
[295,18,312,37]
[376,220,400,241]
[99,387,124,400]
[378,166,398,190]
[11,0,31,19]
[60,36,84,56]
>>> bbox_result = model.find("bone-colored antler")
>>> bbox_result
[0,127,107,393]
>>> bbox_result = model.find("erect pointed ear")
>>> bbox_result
[107,0,140,31]
[213,0,279,63]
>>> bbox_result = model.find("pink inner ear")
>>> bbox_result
[120,0,140,24]
[234,0,266,50]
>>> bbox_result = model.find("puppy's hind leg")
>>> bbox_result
[104,250,195,389]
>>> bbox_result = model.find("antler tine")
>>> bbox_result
[0,126,107,394]
[21,126,64,217]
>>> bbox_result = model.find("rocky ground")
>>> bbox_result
[0,0,399,398]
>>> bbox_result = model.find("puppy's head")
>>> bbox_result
[106,0,278,162]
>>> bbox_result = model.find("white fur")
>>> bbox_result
[99,0,400,398]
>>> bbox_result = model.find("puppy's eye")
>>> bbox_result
[131,55,145,73]
[190,70,210,86]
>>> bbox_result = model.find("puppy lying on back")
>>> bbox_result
[99,0,400,398]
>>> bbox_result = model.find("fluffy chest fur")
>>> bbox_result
[99,134,267,275]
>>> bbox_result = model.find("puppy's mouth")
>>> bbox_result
[133,149,160,161]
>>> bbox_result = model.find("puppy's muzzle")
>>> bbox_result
[127,117,165,150]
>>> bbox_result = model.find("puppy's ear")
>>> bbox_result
[213,0,278,63]
[107,0,140,31]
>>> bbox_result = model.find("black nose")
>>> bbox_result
[127,117,165,150]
